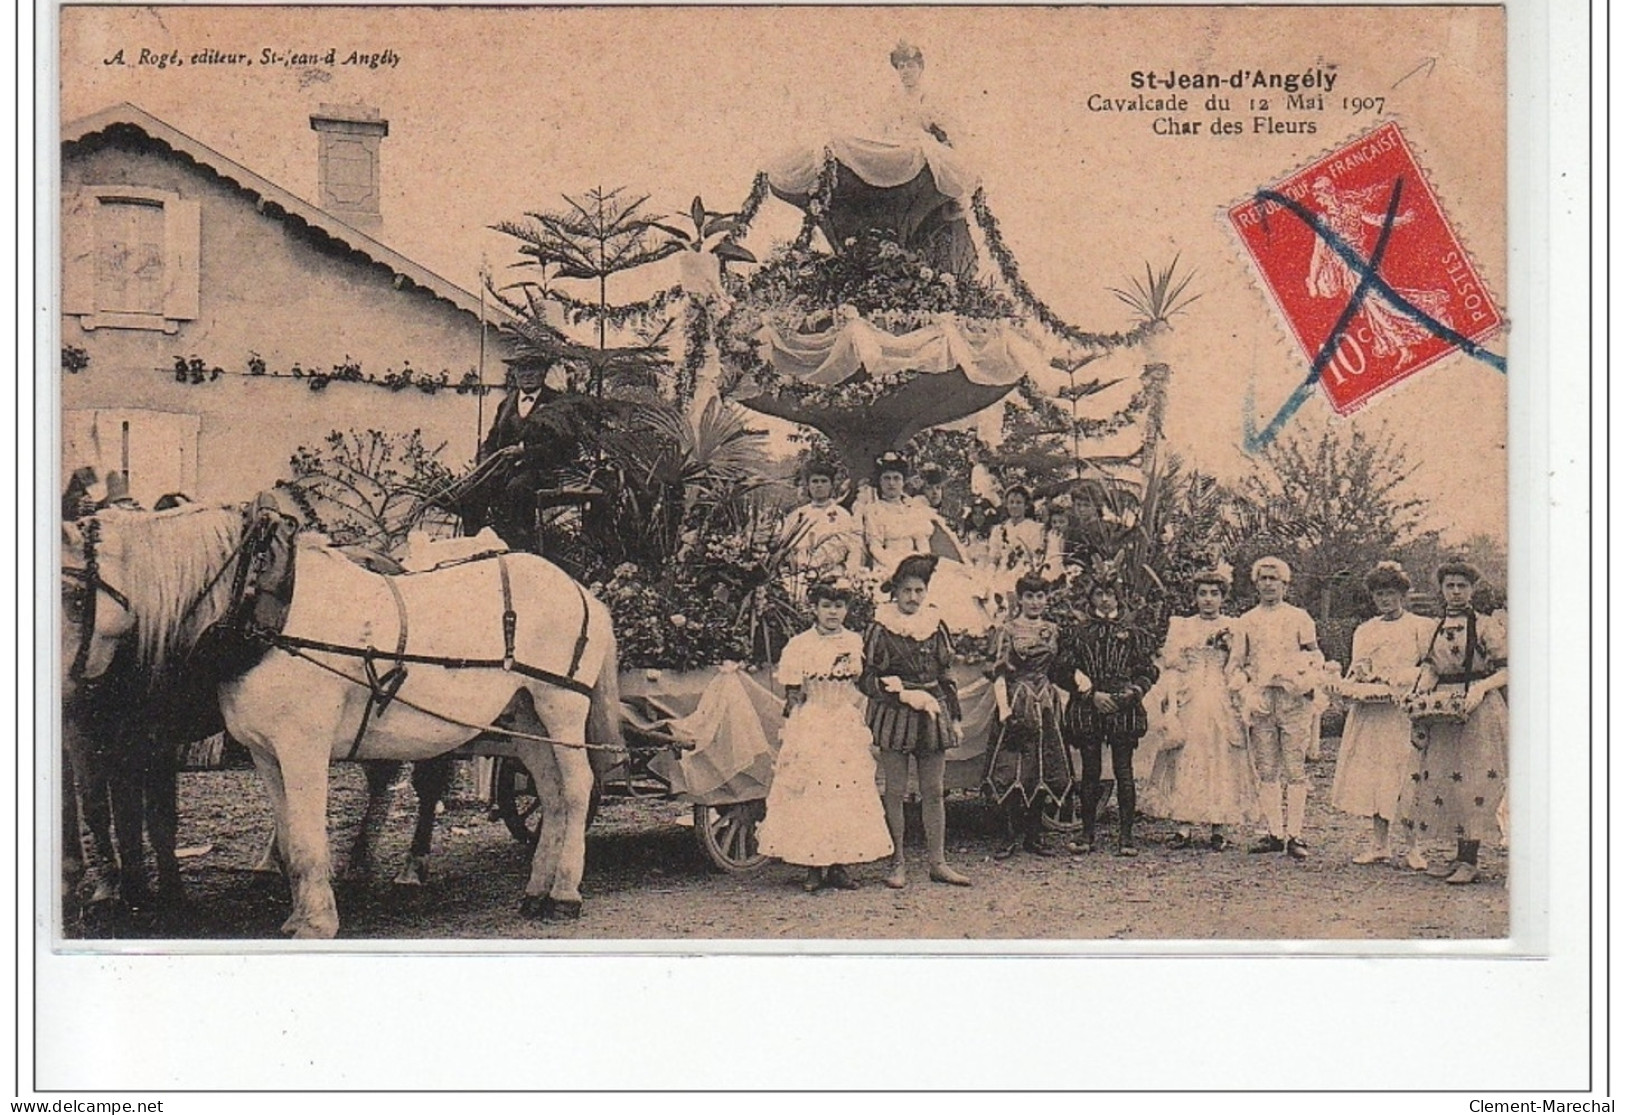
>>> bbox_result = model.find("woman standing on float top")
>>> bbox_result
[757,579,893,893]
[1398,560,1510,886]
[1142,564,1259,851]
[1329,562,1436,868]
[858,554,972,889]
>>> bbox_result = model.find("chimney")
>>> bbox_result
[310,103,388,229]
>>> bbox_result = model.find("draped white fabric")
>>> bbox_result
[755,314,1045,387]
[766,132,978,202]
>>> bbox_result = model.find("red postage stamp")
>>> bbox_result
[1228,121,1504,415]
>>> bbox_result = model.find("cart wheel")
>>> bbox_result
[693,801,770,874]
[494,756,601,845]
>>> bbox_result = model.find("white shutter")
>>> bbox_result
[61,190,96,316]
[163,198,201,322]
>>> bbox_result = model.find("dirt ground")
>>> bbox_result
[63,736,1509,942]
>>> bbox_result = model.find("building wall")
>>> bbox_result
[61,132,500,505]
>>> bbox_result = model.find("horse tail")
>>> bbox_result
[586,621,625,779]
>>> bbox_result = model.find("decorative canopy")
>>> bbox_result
[766,131,980,279]
[755,313,1043,388]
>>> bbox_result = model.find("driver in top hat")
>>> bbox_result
[470,354,577,552]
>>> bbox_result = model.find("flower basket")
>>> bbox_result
[1400,687,1470,725]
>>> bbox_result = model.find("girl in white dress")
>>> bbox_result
[1329,562,1436,867]
[758,579,894,891]
[1143,565,1260,849]
[986,486,1046,616]
[860,452,992,634]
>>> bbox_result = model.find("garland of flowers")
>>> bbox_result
[719,172,771,255]
[680,297,713,403]
[1076,382,1152,439]
[792,149,839,250]
[542,284,684,330]
[661,174,771,405]
[971,188,1159,352]
[1017,371,1152,440]
[272,477,323,531]
[752,362,927,412]
[722,232,1016,333]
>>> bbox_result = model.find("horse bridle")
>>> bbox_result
[61,509,273,683]
[61,516,132,683]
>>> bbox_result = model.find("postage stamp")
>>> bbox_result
[1227,121,1505,416]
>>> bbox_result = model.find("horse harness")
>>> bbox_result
[259,550,596,760]
[62,516,129,683]
[67,505,602,756]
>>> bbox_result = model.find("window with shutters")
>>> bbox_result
[63,185,200,333]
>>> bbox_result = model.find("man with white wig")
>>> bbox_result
[1232,556,1324,859]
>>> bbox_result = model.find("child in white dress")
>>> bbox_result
[758,580,895,891]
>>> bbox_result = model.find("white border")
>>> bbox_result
[15,0,1599,1099]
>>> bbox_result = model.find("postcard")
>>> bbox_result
[55,4,1512,950]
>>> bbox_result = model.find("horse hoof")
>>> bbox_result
[84,873,119,906]
[518,895,553,920]
[392,856,430,888]
[544,898,582,922]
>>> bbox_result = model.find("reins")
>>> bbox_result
[68,507,633,757]
[271,642,639,755]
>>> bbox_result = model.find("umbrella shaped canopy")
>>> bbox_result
[741,366,1015,484]
[767,134,979,279]
[735,314,1044,479]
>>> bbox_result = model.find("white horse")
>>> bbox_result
[67,505,622,939]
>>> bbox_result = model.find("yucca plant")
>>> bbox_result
[1107,255,1201,326]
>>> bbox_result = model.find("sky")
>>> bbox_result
[59,5,1510,542]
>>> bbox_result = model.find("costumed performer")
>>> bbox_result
[1397,561,1509,885]
[1328,562,1436,868]
[1233,557,1324,861]
[982,572,1073,858]
[860,452,991,634]
[1142,563,1259,851]
[1052,567,1160,856]
[758,578,894,891]
[859,554,972,889]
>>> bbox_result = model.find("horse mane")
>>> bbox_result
[98,505,246,684]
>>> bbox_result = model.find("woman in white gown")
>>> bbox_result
[1142,565,1260,849]
[859,452,992,634]
[1329,562,1437,867]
